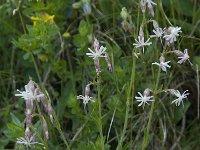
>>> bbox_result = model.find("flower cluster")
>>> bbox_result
[15,79,54,148]
[133,1,191,108]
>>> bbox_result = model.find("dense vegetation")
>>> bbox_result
[0,0,200,149]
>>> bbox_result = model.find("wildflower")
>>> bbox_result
[163,26,182,44]
[15,80,45,102]
[16,135,44,148]
[135,88,154,108]
[86,45,106,59]
[174,49,193,66]
[152,56,171,72]
[150,20,164,38]
[31,12,55,26]
[133,27,152,53]
[86,38,111,76]
[167,89,189,106]
[77,95,94,108]
[77,83,95,109]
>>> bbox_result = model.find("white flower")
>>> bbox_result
[152,56,171,72]
[167,89,189,106]
[135,89,154,108]
[133,27,152,53]
[133,36,152,53]
[151,27,164,38]
[15,86,44,101]
[174,49,193,66]
[77,95,95,108]
[15,80,45,109]
[163,26,182,43]
[16,136,44,147]
[86,46,106,59]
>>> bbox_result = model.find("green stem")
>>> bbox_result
[31,53,43,86]
[142,68,161,150]
[97,76,104,150]
[52,110,70,150]
[117,56,136,150]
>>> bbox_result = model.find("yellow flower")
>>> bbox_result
[30,12,55,26]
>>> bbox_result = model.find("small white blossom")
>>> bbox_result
[135,88,154,108]
[133,27,152,53]
[16,136,44,148]
[152,56,171,72]
[174,49,193,66]
[77,95,95,108]
[163,26,182,44]
[15,80,44,101]
[150,28,164,38]
[86,46,106,59]
[150,20,164,38]
[167,89,189,106]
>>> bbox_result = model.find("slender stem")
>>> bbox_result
[31,53,43,86]
[97,76,104,150]
[142,68,161,150]
[117,56,136,150]
[35,101,48,150]
[196,65,199,119]
[52,110,70,149]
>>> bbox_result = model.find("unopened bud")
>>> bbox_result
[121,20,129,32]
[139,26,144,38]
[120,7,128,20]
[93,38,100,51]
[140,0,146,13]
[104,52,112,72]
[144,88,151,96]
[42,118,49,140]
[85,83,91,96]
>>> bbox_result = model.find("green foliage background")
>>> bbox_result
[0,0,200,149]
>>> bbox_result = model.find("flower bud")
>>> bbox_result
[42,118,49,140]
[120,7,129,20]
[104,52,112,72]
[85,83,91,96]
[144,88,151,96]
